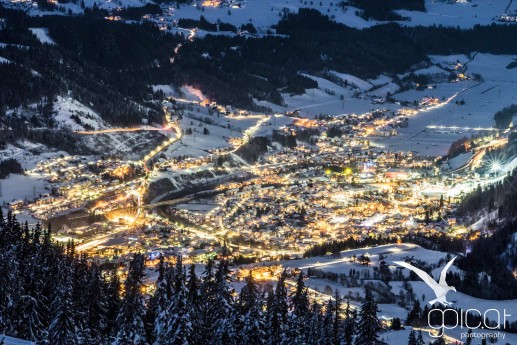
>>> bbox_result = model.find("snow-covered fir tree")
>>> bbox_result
[211,259,237,345]
[407,330,416,345]
[163,256,193,345]
[343,299,357,345]
[0,212,414,345]
[237,273,266,345]
[152,255,172,345]
[266,271,289,345]
[48,264,78,345]
[113,254,147,345]
[355,286,385,345]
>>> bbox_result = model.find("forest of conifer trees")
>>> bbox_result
[0,209,393,345]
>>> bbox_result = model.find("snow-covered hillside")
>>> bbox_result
[2,0,516,31]
[29,28,55,45]
[382,53,517,156]
[0,335,34,345]
[53,96,108,131]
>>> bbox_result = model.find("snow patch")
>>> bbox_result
[181,86,207,102]
[53,96,106,131]
[29,28,55,45]
[329,71,373,90]
[152,84,175,96]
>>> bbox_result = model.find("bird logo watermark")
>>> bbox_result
[394,257,511,339]
[394,256,457,306]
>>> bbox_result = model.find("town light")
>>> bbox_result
[491,161,502,172]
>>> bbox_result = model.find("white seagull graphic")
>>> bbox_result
[394,256,457,306]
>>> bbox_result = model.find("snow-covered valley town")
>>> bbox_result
[1,0,517,344]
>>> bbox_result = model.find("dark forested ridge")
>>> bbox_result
[450,168,517,299]
[0,7,178,128]
[3,7,517,124]
[348,0,426,21]
[0,209,388,344]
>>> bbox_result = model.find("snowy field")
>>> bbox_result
[272,243,517,343]
[3,0,514,32]
[0,173,48,224]
[161,0,517,31]
[257,85,398,118]
[281,243,451,275]
[378,53,517,156]
[398,0,517,29]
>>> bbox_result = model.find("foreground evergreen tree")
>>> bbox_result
[416,330,425,345]
[290,271,310,342]
[163,256,193,345]
[355,287,385,345]
[113,254,147,345]
[105,268,121,340]
[406,299,422,325]
[305,301,323,344]
[48,265,77,345]
[82,265,110,344]
[291,272,310,317]
[196,259,216,343]
[267,270,289,345]
[332,291,343,345]
[321,298,334,345]
[343,299,357,345]
[152,256,172,345]
[432,337,446,345]
[407,330,416,345]
[464,329,473,345]
[0,212,405,345]
[237,273,265,345]
[212,260,237,345]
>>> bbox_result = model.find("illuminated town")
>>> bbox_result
[6,90,511,266]
[2,0,517,343]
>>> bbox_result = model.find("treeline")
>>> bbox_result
[0,158,23,178]
[177,16,239,33]
[0,61,58,109]
[275,9,426,78]
[303,236,394,257]
[303,233,464,258]
[36,16,179,71]
[0,7,174,125]
[5,7,517,127]
[493,104,517,129]
[452,168,517,299]
[0,210,121,343]
[458,168,517,216]
[348,0,425,21]
[0,209,390,345]
[454,218,517,299]
[407,24,517,56]
[116,4,162,20]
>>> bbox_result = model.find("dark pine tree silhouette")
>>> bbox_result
[355,287,385,345]
[113,254,147,345]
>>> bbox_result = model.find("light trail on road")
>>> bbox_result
[76,126,171,135]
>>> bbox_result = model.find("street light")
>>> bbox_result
[491,161,502,172]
